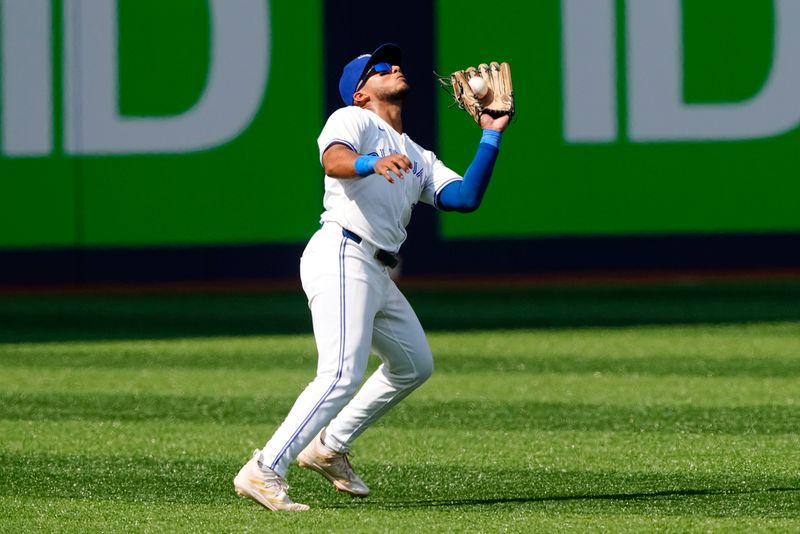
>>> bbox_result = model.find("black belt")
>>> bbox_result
[341,228,399,269]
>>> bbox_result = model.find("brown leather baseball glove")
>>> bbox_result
[442,62,515,124]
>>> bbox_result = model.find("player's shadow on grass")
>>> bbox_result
[329,486,800,510]
[318,465,800,512]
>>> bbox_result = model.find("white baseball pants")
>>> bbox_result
[260,222,433,476]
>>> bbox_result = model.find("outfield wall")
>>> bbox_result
[2,0,800,284]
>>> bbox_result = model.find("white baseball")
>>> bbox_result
[468,77,488,99]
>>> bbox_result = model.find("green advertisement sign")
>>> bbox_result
[3,0,799,251]
[0,0,323,248]
[436,0,800,239]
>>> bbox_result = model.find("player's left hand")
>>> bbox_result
[479,112,511,132]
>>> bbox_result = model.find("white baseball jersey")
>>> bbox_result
[317,106,461,253]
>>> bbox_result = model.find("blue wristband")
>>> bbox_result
[480,129,502,149]
[354,155,380,177]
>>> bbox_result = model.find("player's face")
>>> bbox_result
[360,64,411,103]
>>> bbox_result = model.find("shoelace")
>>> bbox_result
[331,451,356,476]
[262,471,290,493]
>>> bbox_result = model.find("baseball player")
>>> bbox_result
[234,43,511,511]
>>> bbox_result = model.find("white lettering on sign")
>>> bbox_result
[561,0,617,143]
[563,0,800,143]
[628,0,800,141]
[63,0,269,154]
[1,0,52,156]
[0,0,269,157]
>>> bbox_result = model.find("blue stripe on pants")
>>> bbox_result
[269,237,348,469]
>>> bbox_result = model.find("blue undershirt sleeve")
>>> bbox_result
[436,129,502,212]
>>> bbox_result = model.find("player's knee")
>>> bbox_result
[411,356,433,385]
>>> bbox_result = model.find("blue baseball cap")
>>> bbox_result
[338,43,402,106]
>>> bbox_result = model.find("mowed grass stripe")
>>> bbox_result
[2,495,800,534]
[3,350,800,378]
[2,391,798,434]
[2,452,798,515]
[2,323,800,376]
[3,422,798,477]
[2,366,798,405]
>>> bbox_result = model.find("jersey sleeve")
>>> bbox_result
[317,107,369,163]
[419,154,461,207]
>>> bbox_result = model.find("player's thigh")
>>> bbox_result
[371,284,433,379]
[302,235,383,382]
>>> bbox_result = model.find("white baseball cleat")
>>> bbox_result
[234,450,310,511]
[297,429,370,497]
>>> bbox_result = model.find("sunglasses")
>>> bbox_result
[355,62,393,92]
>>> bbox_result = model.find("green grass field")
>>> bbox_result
[1,281,799,532]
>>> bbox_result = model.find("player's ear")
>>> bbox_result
[353,91,370,107]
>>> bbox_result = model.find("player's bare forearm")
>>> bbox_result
[322,143,411,183]
[322,144,361,178]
